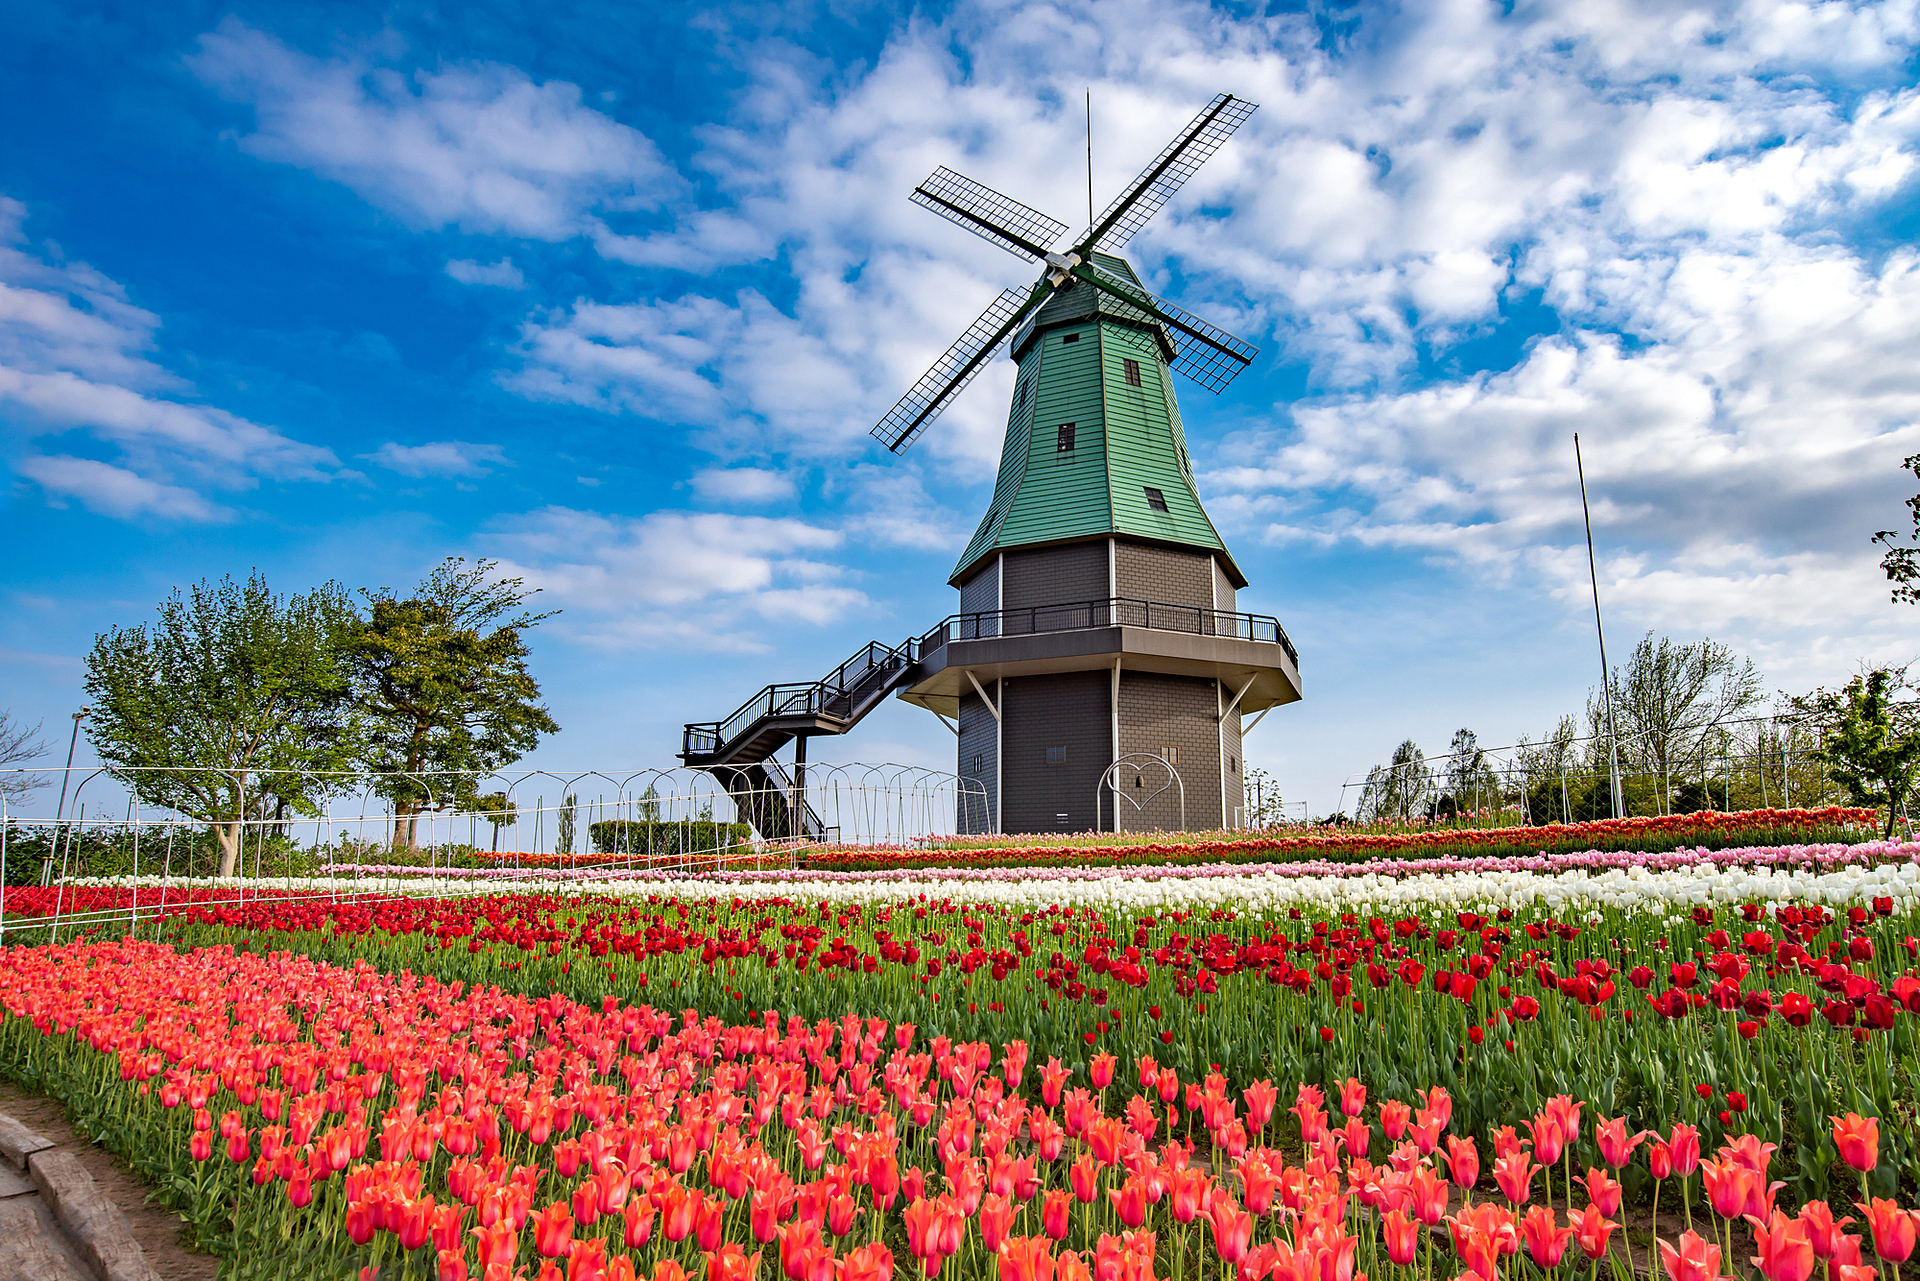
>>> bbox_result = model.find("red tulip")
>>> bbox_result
[1657,1231,1723,1281]
[1383,1208,1420,1266]
[1858,1199,1919,1263]
[1831,1115,1879,1173]
[1750,1211,1816,1281]
[533,1202,575,1258]
[1521,1206,1573,1268]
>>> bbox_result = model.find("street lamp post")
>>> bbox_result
[46,707,90,886]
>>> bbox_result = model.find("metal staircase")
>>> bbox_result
[681,639,923,841]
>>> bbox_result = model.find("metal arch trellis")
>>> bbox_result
[1096,753,1185,834]
[0,761,991,939]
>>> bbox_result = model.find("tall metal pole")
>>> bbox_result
[47,708,89,885]
[1575,435,1625,818]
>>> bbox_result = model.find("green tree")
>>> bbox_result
[342,558,558,849]
[1873,452,1920,603]
[1357,739,1429,822]
[475,791,516,853]
[1795,668,1920,839]
[83,573,355,876]
[1610,633,1763,813]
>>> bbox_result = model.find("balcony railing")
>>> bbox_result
[922,596,1298,669]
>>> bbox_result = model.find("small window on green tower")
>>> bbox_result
[1123,359,1141,386]
[1144,487,1168,512]
[1057,423,1076,452]
[1061,333,1079,344]
[1018,381,1030,407]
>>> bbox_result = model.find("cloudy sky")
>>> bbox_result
[2,0,1917,818]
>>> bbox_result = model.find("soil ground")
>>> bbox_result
[0,1077,218,1281]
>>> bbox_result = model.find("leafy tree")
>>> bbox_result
[1794,668,1920,839]
[83,573,356,876]
[557,793,579,856]
[1611,633,1763,813]
[1357,739,1429,822]
[1439,728,1504,819]
[475,791,516,853]
[1244,767,1288,826]
[0,711,46,807]
[342,558,558,849]
[1514,715,1580,823]
[1873,452,1920,603]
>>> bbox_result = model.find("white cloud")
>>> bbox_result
[484,507,865,649]
[187,19,678,240]
[0,195,340,519]
[445,258,526,289]
[689,467,795,503]
[17,454,224,522]
[365,439,508,478]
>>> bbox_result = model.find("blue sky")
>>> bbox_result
[3,0,1919,819]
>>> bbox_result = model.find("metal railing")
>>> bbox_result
[682,639,919,758]
[923,597,1298,667]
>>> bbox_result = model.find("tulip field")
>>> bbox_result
[4,809,1920,1281]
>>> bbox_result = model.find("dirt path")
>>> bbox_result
[0,1078,217,1281]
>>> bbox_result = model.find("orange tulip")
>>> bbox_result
[998,1237,1056,1281]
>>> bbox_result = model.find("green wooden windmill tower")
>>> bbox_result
[879,94,1303,833]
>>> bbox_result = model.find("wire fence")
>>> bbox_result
[1335,712,1861,827]
[0,762,987,938]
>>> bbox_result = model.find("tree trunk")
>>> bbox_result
[216,821,243,878]
[392,805,422,852]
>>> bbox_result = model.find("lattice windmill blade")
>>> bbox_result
[910,167,1070,262]
[872,284,1047,452]
[1074,262,1258,394]
[1078,94,1258,256]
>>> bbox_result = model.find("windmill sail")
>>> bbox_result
[871,285,1041,452]
[1080,94,1257,255]
[911,168,1067,261]
[1075,262,1257,394]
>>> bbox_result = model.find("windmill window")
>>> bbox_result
[1123,359,1141,386]
[1160,745,1179,766]
[1018,381,1031,407]
[1144,487,1168,512]
[1046,746,1066,764]
[1057,423,1076,452]
[1061,333,1080,344]
[972,753,984,775]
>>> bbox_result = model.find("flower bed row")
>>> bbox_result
[1,938,1915,1281]
[48,841,1920,916]
[801,809,1881,872]
[10,859,1920,1204]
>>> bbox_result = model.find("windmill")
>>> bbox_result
[873,92,1261,455]
[680,94,1301,838]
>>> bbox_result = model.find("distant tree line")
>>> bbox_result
[1352,633,1919,834]
[55,558,559,876]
